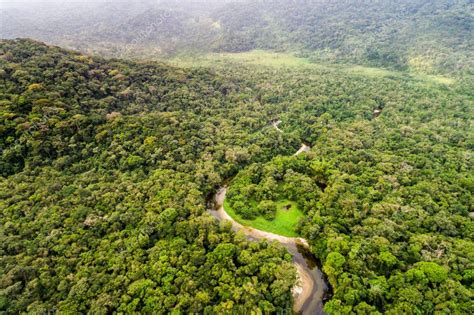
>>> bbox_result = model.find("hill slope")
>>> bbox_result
[213,0,473,73]
[1,38,472,314]
[1,0,472,74]
[0,39,298,314]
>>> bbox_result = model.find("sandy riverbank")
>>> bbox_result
[208,187,327,314]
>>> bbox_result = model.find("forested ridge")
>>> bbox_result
[1,0,473,74]
[1,38,473,314]
[212,0,473,74]
[0,39,299,313]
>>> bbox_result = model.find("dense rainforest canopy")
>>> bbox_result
[0,30,473,315]
[0,39,299,313]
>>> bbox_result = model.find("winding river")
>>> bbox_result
[208,188,328,314]
[207,142,329,314]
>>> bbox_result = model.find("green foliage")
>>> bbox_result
[212,0,473,74]
[258,200,277,220]
[323,252,346,284]
[1,36,472,314]
[224,199,304,237]
[0,39,298,314]
[225,156,325,235]
[409,262,448,284]
[2,0,472,74]
[203,47,472,313]
[0,0,474,77]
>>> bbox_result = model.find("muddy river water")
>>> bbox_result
[208,187,329,314]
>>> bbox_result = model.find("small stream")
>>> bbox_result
[208,187,329,314]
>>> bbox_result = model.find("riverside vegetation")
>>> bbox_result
[1,13,473,314]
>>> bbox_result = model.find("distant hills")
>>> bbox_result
[1,0,473,72]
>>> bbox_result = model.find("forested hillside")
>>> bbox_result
[0,39,299,313]
[1,39,472,314]
[205,58,473,313]
[212,0,473,74]
[1,0,472,74]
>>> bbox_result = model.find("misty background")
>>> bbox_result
[1,0,472,73]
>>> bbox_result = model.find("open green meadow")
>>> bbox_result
[223,199,304,237]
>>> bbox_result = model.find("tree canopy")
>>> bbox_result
[1,38,472,313]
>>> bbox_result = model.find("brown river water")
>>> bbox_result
[207,187,330,314]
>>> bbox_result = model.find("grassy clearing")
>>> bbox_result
[224,199,304,237]
[169,50,455,86]
[422,74,455,85]
[170,50,313,69]
[342,64,398,78]
[321,63,455,85]
[210,50,311,67]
